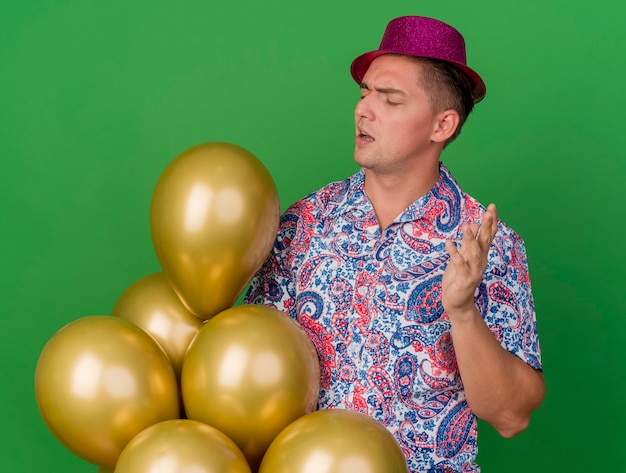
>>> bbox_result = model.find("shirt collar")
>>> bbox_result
[334,162,465,229]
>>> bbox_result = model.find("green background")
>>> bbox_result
[2,0,624,471]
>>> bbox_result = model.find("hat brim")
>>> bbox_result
[350,51,487,103]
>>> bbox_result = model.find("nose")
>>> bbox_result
[355,93,374,121]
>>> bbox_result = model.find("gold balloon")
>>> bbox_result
[150,142,280,319]
[112,272,203,379]
[34,316,180,468]
[258,409,409,473]
[181,304,320,471]
[114,419,251,473]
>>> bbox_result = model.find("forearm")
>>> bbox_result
[449,305,545,438]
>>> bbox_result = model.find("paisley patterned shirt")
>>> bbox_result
[245,163,542,472]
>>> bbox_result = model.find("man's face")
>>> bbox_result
[354,55,442,175]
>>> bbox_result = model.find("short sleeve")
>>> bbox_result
[477,224,542,370]
[243,204,302,318]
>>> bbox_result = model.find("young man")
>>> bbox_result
[245,16,545,472]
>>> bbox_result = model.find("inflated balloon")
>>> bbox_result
[181,304,320,471]
[34,316,179,468]
[112,272,203,379]
[258,409,409,473]
[150,142,280,319]
[114,419,251,473]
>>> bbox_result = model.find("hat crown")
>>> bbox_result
[379,16,467,65]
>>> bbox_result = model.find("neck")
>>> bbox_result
[364,161,440,230]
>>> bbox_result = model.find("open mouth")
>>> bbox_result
[358,128,374,142]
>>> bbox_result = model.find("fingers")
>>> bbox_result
[461,223,481,259]
[447,203,499,262]
[443,204,498,311]
[477,203,498,249]
[445,238,466,265]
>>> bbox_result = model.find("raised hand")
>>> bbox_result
[442,203,498,319]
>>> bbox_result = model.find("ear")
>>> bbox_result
[431,109,460,143]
